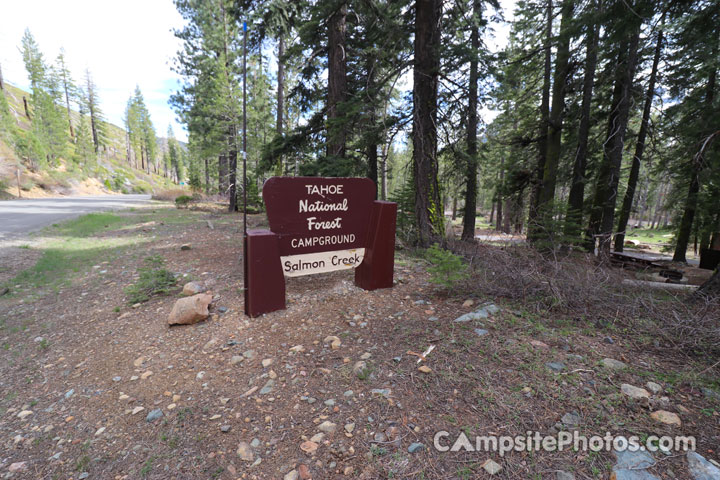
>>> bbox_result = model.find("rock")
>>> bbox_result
[300,441,318,454]
[560,411,582,428]
[141,371,153,380]
[318,421,337,433]
[243,349,256,359]
[167,403,177,410]
[484,303,500,314]
[646,382,662,395]
[131,406,145,415]
[603,336,615,344]
[78,473,89,479]
[95,427,106,436]
[373,432,387,442]
[17,410,33,420]
[259,379,275,395]
[196,371,206,380]
[530,340,549,348]
[454,309,489,322]
[221,425,231,433]
[602,358,628,370]
[133,356,145,367]
[310,433,325,443]
[370,388,390,397]
[556,472,575,480]
[702,388,720,403]
[343,466,354,476]
[621,384,650,400]
[344,423,355,433]
[418,365,432,373]
[146,409,163,422]
[284,470,299,480]
[230,356,243,366]
[650,410,681,426]
[113,376,122,382]
[298,464,311,479]
[324,335,342,350]
[237,441,254,462]
[290,345,305,353]
[64,389,75,399]
[180,244,192,250]
[482,459,502,475]
[8,462,27,473]
[408,442,425,453]
[687,451,720,480]
[182,281,206,296]
[262,358,274,368]
[474,328,489,336]
[462,299,474,307]
[202,337,218,351]
[324,399,335,406]
[360,352,372,360]
[168,294,213,325]
[353,361,369,378]
[546,362,565,373]
[612,449,659,480]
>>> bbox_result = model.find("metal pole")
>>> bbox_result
[243,21,247,237]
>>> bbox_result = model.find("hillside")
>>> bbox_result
[0,82,176,199]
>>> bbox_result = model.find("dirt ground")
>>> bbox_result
[0,206,719,480]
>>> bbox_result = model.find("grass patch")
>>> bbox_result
[125,255,177,304]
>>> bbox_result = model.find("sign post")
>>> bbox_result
[244,177,397,317]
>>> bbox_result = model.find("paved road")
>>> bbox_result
[0,194,152,240]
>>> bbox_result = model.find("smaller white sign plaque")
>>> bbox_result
[280,248,365,278]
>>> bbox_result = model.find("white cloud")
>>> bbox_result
[0,0,188,141]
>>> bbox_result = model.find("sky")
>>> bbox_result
[0,0,188,141]
[0,1,516,145]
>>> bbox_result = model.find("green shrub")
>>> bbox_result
[425,243,468,288]
[125,256,177,304]
[175,195,193,208]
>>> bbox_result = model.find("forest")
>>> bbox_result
[2,0,719,270]
[167,0,719,269]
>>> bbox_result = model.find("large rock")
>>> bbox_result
[650,410,681,426]
[687,451,720,480]
[611,449,660,480]
[621,384,650,400]
[182,281,206,296]
[168,294,213,325]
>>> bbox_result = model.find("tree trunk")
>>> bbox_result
[63,81,74,138]
[412,0,443,247]
[535,0,573,242]
[566,0,601,241]
[697,268,720,297]
[496,157,504,231]
[218,154,228,194]
[527,0,553,234]
[462,0,481,241]
[23,96,31,119]
[327,3,347,160]
[228,130,238,212]
[204,158,209,194]
[587,23,641,257]
[89,106,99,153]
[615,21,664,252]
[674,43,717,262]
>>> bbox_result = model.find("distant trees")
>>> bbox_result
[124,86,157,173]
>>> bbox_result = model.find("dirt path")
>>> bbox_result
[0,207,718,479]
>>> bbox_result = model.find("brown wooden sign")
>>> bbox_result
[263,176,375,256]
[243,177,397,317]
